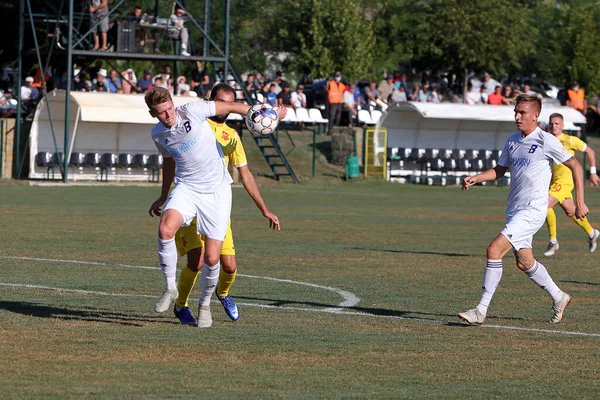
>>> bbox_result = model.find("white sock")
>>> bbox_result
[476,259,503,315]
[158,237,178,292]
[199,262,220,307]
[589,231,596,239]
[549,238,558,244]
[525,260,562,302]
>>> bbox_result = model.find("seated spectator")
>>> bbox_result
[245,73,261,95]
[502,86,514,105]
[169,7,190,56]
[427,85,441,103]
[343,86,359,122]
[176,76,191,96]
[390,85,407,103]
[479,86,488,104]
[277,83,292,107]
[522,83,536,96]
[395,73,413,98]
[137,69,153,93]
[121,68,138,93]
[290,84,307,109]
[107,68,122,93]
[487,85,503,105]
[265,83,277,106]
[409,83,420,101]
[153,65,171,85]
[416,83,429,102]
[363,81,381,108]
[465,82,481,104]
[0,95,16,117]
[94,82,107,92]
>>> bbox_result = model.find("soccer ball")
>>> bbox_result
[246,104,279,136]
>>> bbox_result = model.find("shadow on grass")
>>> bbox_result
[0,301,177,327]
[559,280,600,286]
[349,247,479,257]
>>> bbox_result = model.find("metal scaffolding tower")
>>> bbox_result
[16,0,298,183]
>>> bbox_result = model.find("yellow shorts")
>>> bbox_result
[549,182,573,204]
[175,218,235,257]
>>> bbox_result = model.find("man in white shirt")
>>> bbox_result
[169,6,190,56]
[290,84,307,109]
[459,94,588,325]
[146,87,286,327]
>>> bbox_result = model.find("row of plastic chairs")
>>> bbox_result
[358,109,383,125]
[388,148,504,174]
[226,106,329,126]
[36,152,163,170]
[390,148,502,162]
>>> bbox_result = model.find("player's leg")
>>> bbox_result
[195,183,232,328]
[458,233,512,325]
[215,222,240,320]
[173,224,202,325]
[514,247,571,323]
[544,188,562,256]
[155,208,184,313]
[560,198,599,252]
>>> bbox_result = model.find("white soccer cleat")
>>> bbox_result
[458,308,486,325]
[543,241,559,257]
[197,305,213,328]
[589,229,599,253]
[154,289,178,313]
[180,50,191,56]
[550,292,572,324]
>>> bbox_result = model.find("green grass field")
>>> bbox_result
[1,176,600,399]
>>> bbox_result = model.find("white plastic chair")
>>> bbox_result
[358,109,374,125]
[294,107,312,123]
[370,110,383,124]
[309,108,328,124]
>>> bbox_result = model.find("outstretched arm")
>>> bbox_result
[213,101,287,120]
[462,165,508,190]
[583,145,599,187]
[238,165,280,231]
[563,157,589,219]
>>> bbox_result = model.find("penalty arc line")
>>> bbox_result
[1,282,600,338]
[0,256,360,310]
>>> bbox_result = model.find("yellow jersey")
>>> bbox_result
[207,119,248,168]
[551,133,586,186]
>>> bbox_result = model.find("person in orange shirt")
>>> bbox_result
[487,85,503,105]
[326,71,346,134]
[567,80,587,114]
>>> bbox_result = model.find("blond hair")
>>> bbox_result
[145,86,172,109]
[515,93,541,113]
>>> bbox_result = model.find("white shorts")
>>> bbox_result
[164,182,231,241]
[501,208,546,251]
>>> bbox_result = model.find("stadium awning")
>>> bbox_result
[380,102,586,151]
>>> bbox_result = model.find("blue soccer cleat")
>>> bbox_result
[173,305,197,326]
[217,295,240,321]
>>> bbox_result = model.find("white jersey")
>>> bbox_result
[498,127,572,213]
[151,101,233,192]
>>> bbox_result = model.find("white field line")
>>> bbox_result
[1,257,600,338]
[0,256,359,309]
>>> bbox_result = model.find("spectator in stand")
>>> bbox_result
[88,0,109,51]
[587,91,600,133]
[416,83,429,102]
[343,85,359,122]
[378,74,395,103]
[487,85,503,105]
[409,83,420,101]
[153,65,171,85]
[326,71,346,133]
[480,86,489,104]
[390,85,407,103]
[363,80,381,107]
[396,73,413,98]
[567,80,586,115]
[191,61,210,98]
[169,6,191,56]
[522,83,536,96]
[465,82,481,105]
[427,85,441,103]
[121,68,138,94]
[137,69,153,93]
[502,86,514,105]
[21,77,39,111]
[176,76,191,96]
[277,83,292,108]
[482,72,501,93]
[0,95,16,117]
[265,83,277,106]
[92,69,110,92]
[245,73,261,95]
[290,84,307,109]
[107,68,122,93]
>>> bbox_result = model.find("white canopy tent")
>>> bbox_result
[379,102,587,151]
[29,90,204,181]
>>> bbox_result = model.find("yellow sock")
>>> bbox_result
[217,269,236,298]
[571,215,594,236]
[175,266,199,308]
[546,208,557,240]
